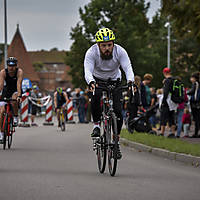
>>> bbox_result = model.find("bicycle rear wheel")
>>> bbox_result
[97,134,107,173]
[8,117,13,149]
[108,113,118,176]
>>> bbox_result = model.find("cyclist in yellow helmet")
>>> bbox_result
[54,87,69,127]
[84,28,135,159]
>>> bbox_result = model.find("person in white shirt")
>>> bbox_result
[84,28,135,159]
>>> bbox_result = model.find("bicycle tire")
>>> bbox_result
[97,134,107,173]
[3,114,8,150]
[108,112,118,176]
[8,117,13,149]
[60,111,65,131]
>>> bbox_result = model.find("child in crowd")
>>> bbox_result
[182,107,191,138]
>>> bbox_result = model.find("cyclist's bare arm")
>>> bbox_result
[0,70,6,95]
[54,92,57,109]
[63,92,69,103]
[17,68,23,97]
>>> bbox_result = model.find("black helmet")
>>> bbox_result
[7,57,18,66]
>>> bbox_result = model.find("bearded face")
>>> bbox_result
[98,41,114,60]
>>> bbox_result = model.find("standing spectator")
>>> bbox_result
[149,87,157,128]
[156,88,163,131]
[159,68,178,138]
[122,93,129,123]
[182,107,191,138]
[66,88,72,99]
[141,74,153,109]
[127,75,141,133]
[37,91,42,116]
[78,91,86,123]
[85,88,92,122]
[71,90,77,110]
[176,77,188,138]
[30,85,38,126]
[84,89,90,123]
[187,72,200,138]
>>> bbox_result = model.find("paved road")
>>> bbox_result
[0,118,200,200]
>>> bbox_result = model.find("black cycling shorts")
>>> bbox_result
[31,104,37,115]
[160,106,176,126]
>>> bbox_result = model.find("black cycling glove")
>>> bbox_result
[89,81,96,90]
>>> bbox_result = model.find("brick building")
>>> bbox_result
[28,50,72,92]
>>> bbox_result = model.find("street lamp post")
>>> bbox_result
[4,0,8,69]
[167,21,171,69]
[165,16,171,69]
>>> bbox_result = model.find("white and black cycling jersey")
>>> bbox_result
[84,43,134,84]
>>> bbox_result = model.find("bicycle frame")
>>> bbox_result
[59,105,66,131]
[2,101,15,136]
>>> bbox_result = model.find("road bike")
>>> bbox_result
[0,98,17,150]
[92,81,128,176]
[59,105,66,132]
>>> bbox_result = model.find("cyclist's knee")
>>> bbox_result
[0,106,5,114]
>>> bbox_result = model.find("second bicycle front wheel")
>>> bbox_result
[3,114,8,150]
[108,113,118,176]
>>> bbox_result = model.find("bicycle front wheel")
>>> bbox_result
[97,134,107,173]
[8,117,13,149]
[108,112,118,176]
[60,112,65,132]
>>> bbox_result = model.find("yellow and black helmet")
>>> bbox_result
[95,28,115,43]
[57,87,63,94]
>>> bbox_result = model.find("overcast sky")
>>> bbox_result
[0,0,160,51]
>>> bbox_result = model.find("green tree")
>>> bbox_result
[161,0,200,86]
[66,0,173,88]
[162,0,200,43]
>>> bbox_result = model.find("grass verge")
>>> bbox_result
[121,129,200,157]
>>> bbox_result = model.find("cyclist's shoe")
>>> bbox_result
[91,127,100,137]
[117,144,122,160]
[13,117,18,127]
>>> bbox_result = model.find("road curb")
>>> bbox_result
[120,138,200,167]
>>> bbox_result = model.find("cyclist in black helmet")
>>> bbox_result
[0,57,23,141]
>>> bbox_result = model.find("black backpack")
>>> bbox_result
[170,78,184,104]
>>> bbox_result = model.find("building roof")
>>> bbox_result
[0,25,39,82]
[28,50,67,64]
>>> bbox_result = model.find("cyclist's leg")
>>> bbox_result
[56,107,61,126]
[91,87,102,136]
[11,92,18,115]
[113,89,123,159]
[113,89,123,135]
[11,92,19,126]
